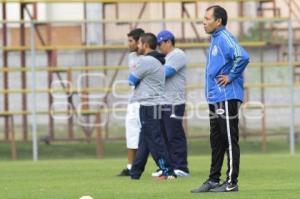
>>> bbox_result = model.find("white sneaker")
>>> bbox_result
[151,169,163,177]
[174,169,190,177]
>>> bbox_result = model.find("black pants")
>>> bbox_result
[208,100,241,185]
[130,105,173,179]
[160,104,189,173]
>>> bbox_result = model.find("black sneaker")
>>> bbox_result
[191,180,220,193]
[117,168,130,176]
[210,181,238,192]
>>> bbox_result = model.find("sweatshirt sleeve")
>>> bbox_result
[220,34,250,82]
[128,73,140,86]
[128,58,150,86]
[164,50,187,78]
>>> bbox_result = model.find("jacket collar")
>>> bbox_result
[212,26,225,38]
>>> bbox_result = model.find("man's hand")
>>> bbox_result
[217,75,230,86]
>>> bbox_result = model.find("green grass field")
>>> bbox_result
[0,138,299,198]
[1,154,300,199]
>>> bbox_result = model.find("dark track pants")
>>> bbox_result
[160,104,189,173]
[208,100,241,185]
[130,105,173,179]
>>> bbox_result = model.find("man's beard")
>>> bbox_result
[137,48,144,55]
[129,46,138,52]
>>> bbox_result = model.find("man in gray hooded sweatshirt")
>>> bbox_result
[128,33,175,180]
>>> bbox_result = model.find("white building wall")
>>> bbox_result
[0,3,83,23]
[46,3,84,21]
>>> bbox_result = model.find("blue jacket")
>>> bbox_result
[205,27,249,104]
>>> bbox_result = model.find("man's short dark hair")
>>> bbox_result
[169,38,175,46]
[160,39,175,46]
[127,28,145,41]
[140,33,157,50]
[206,5,228,26]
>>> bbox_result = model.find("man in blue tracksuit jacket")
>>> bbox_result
[191,5,249,193]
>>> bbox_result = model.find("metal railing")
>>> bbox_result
[0,0,297,160]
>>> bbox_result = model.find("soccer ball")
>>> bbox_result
[79,196,93,199]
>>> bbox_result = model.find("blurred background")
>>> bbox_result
[0,0,299,160]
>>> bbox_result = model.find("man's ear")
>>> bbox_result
[216,18,222,26]
[143,42,149,49]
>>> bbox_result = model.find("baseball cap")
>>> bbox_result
[157,30,175,44]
